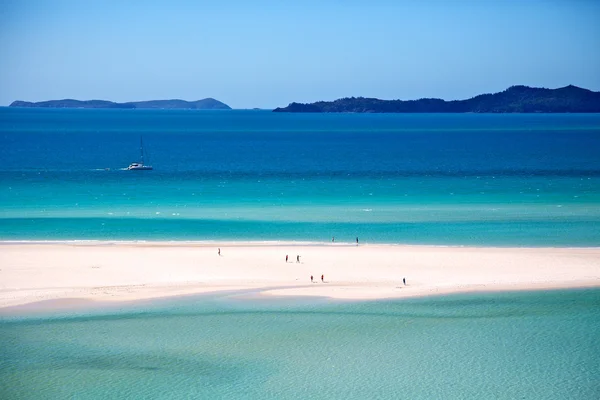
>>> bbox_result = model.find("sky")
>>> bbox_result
[1,0,599,109]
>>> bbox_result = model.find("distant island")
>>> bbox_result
[273,85,600,113]
[10,98,231,110]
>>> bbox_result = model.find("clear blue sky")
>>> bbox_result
[1,0,599,109]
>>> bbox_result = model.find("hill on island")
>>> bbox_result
[273,85,600,113]
[10,98,231,110]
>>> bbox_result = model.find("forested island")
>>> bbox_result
[273,85,600,113]
[10,98,231,110]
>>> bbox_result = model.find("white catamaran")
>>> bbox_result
[128,137,153,170]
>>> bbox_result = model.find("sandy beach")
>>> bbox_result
[0,242,599,310]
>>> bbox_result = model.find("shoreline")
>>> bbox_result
[3,285,599,318]
[1,239,599,249]
[1,242,599,313]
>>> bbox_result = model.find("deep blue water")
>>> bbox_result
[1,108,600,244]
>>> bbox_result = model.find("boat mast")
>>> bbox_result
[140,137,144,164]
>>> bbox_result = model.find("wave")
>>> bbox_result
[2,169,600,177]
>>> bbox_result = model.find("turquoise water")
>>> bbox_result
[3,110,599,398]
[1,289,599,399]
[1,108,600,245]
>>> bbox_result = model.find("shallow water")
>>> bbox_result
[1,289,599,399]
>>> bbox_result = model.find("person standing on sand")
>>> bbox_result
[311,275,313,283]
[286,255,288,263]
[297,255,300,263]
[321,274,324,282]
[218,248,221,256]
[403,277,406,286]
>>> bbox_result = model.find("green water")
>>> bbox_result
[1,289,599,399]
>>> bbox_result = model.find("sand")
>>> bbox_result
[1,242,599,311]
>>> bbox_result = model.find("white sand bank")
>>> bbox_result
[1,242,599,310]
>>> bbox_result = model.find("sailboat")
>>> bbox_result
[127,137,153,170]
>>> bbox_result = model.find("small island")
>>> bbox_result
[10,98,231,110]
[273,85,600,113]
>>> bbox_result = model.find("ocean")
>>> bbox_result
[2,108,600,399]
[1,289,599,399]
[1,108,600,245]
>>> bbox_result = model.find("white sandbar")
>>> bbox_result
[1,242,599,310]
